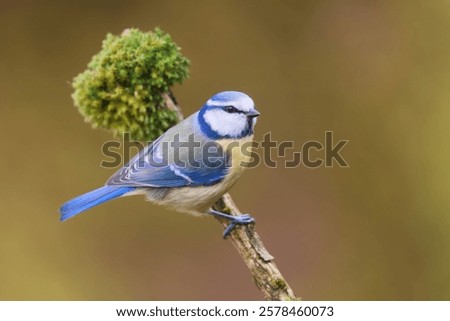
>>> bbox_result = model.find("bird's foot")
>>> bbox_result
[223,214,255,238]
[208,209,255,239]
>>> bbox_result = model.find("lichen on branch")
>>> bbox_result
[72,28,190,141]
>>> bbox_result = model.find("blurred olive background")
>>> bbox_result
[1,0,449,300]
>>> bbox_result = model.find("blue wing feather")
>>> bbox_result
[106,130,230,188]
[121,163,228,187]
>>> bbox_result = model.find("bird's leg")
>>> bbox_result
[208,209,255,238]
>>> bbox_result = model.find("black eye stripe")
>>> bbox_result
[224,105,243,113]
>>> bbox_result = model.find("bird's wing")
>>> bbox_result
[106,131,230,188]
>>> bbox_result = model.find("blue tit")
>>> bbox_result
[60,91,260,238]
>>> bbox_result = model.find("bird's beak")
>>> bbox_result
[247,108,261,118]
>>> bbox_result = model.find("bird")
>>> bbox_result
[60,91,260,238]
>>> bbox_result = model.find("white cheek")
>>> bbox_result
[204,109,247,137]
[251,117,257,128]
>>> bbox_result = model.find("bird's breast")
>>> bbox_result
[217,135,255,178]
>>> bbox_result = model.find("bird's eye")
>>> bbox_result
[224,105,239,113]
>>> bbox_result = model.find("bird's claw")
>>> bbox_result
[223,214,255,239]
[233,214,255,224]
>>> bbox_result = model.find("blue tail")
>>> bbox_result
[60,186,135,221]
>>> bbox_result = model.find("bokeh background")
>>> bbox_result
[1,0,449,300]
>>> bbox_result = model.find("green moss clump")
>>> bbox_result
[72,28,190,141]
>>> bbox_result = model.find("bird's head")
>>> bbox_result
[198,91,260,139]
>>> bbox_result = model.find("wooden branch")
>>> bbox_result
[164,92,297,300]
[214,194,297,300]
